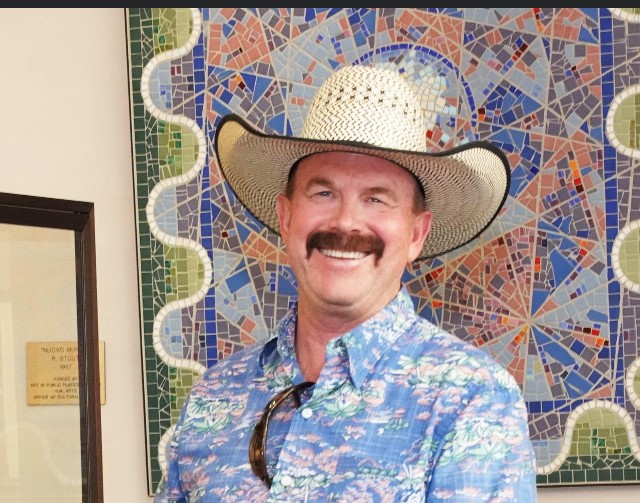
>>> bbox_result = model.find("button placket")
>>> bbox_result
[267,385,317,496]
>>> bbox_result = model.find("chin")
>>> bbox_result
[321,293,354,305]
[318,291,360,308]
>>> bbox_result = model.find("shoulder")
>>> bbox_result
[188,338,270,396]
[397,316,522,397]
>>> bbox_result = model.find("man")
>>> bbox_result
[155,65,537,502]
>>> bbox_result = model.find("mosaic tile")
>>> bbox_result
[127,8,640,493]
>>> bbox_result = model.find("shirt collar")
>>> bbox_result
[257,305,304,386]
[334,286,417,388]
[259,286,417,388]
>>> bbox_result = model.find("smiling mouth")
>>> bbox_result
[306,230,384,265]
[319,249,368,260]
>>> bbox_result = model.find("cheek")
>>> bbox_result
[285,211,319,248]
[289,202,326,231]
[369,217,402,240]
[375,220,416,253]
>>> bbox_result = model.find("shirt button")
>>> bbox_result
[301,408,313,419]
[280,474,294,487]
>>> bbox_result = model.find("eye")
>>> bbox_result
[367,196,387,205]
[305,182,336,200]
[308,189,334,200]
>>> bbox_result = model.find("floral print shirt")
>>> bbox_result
[155,287,537,502]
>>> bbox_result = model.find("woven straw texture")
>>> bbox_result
[215,65,510,258]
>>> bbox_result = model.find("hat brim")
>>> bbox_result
[214,114,510,259]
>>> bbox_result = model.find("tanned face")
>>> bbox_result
[276,151,432,324]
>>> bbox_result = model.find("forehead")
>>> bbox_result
[293,151,418,189]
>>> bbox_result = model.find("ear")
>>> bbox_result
[276,193,292,243]
[407,210,432,262]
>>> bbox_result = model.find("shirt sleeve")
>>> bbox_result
[153,416,188,503]
[426,370,538,502]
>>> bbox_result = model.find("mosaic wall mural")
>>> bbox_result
[126,8,640,494]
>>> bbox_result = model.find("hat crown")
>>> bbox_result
[300,66,427,152]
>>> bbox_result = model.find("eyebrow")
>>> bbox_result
[304,177,400,202]
[304,176,335,191]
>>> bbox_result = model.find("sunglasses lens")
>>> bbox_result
[249,418,271,486]
[248,382,314,488]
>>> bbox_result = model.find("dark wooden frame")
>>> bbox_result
[0,191,103,503]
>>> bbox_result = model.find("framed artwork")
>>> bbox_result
[0,193,103,502]
[126,8,640,494]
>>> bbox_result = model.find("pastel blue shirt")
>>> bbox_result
[155,287,537,502]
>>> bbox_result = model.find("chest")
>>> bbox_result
[177,381,453,502]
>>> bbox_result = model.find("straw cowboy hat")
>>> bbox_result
[214,65,510,258]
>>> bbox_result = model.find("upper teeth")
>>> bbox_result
[320,249,367,260]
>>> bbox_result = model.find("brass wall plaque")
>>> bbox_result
[26,341,105,405]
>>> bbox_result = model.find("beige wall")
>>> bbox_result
[0,8,148,502]
[0,8,638,502]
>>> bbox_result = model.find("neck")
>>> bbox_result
[294,297,382,382]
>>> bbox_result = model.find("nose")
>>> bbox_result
[328,196,364,233]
